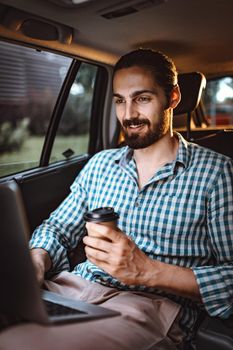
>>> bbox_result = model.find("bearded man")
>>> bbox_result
[1,49,232,350]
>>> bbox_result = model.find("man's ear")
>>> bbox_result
[169,85,181,109]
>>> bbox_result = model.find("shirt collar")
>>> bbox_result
[113,146,132,167]
[114,132,190,169]
[174,132,189,168]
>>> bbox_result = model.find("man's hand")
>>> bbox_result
[83,223,156,286]
[30,248,52,286]
[83,223,201,300]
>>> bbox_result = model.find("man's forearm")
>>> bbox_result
[143,258,201,301]
[31,248,52,271]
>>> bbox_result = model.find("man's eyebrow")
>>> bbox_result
[113,93,123,98]
[130,89,155,98]
[113,89,156,99]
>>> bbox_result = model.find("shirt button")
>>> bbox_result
[135,202,139,207]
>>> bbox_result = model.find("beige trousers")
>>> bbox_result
[0,272,184,350]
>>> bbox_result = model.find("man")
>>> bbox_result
[1,49,233,349]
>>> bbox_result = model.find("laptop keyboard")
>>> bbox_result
[44,300,86,316]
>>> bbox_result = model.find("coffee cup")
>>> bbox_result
[84,207,119,239]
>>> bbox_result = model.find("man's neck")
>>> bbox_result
[133,131,179,189]
[133,131,178,164]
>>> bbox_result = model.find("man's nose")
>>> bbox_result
[124,101,138,119]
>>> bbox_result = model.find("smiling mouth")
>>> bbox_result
[123,119,150,130]
[128,123,145,129]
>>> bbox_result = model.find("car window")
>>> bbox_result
[0,40,72,178]
[202,76,233,128]
[50,62,98,164]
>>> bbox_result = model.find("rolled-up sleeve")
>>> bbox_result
[30,167,89,274]
[192,159,233,318]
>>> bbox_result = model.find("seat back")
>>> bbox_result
[193,130,233,158]
[174,72,232,158]
[174,72,206,140]
[174,72,206,116]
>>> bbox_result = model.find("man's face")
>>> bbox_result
[113,66,170,149]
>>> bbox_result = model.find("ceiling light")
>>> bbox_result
[72,0,91,4]
[47,0,94,7]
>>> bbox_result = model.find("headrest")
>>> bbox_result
[174,72,206,115]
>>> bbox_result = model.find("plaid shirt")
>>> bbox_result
[30,132,233,335]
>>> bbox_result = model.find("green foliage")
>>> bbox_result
[0,118,29,153]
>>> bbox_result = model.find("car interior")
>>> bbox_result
[0,0,233,349]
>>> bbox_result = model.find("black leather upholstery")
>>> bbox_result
[174,72,206,116]
[174,72,206,140]
[194,129,233,158]
[196,315,233,350]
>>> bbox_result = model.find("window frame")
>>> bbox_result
[0,38,111,178]
[40,59,109,165]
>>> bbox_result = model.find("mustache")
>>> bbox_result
[122,118,150,128]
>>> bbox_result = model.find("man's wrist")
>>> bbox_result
[144,259,201,300]
[30,248,52,272]
[139,257,163,288]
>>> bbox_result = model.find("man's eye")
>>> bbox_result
[114,98,125,104]
[136,96,151,103]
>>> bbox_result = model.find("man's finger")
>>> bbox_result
[83,235,112,252]
[85,245,109,262]
[86,222,123,242]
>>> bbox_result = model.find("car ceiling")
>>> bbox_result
[0,0,233,76]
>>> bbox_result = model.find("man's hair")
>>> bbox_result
[113,48,178,103]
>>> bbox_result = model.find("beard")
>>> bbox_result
[122,112,170,149]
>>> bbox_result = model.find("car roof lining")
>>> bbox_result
[0,0,233,75]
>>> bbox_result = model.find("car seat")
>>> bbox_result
[174,72,233,350]
[174,72,233,159]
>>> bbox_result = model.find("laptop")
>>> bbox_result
[0,180,120,329]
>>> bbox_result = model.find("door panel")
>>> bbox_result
[15,156,91,233]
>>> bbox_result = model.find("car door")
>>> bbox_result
[0,39,111,233]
